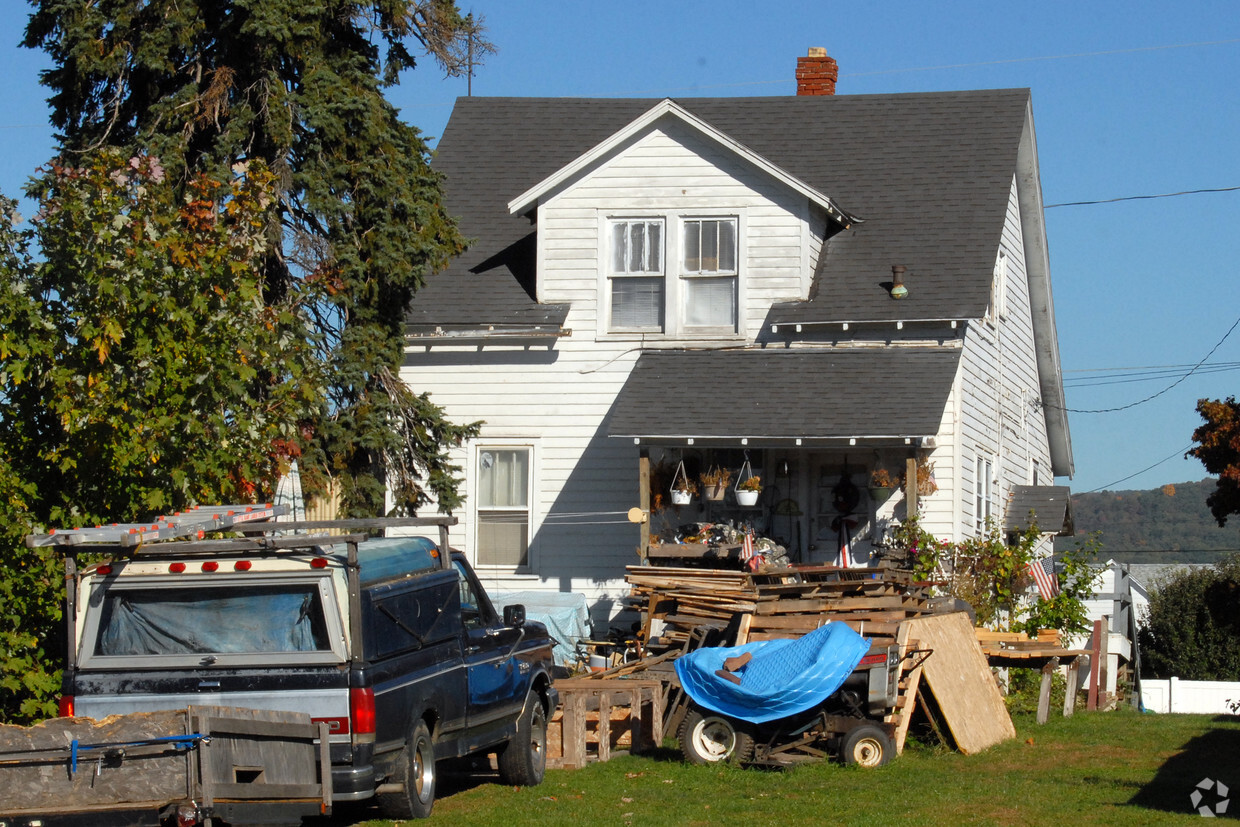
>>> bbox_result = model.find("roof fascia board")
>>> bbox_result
[1017,99,1074,478]
[507,98,856,224]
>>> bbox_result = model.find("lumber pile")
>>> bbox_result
[626,563,934,648]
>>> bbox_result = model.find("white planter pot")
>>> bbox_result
[671,489,693,506]
[736,489,761,507]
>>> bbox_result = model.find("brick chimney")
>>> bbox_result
[796,47,838,96]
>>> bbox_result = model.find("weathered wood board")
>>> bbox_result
[0,709,191,813]
[900,612,1015,755]
[0,706,328,817]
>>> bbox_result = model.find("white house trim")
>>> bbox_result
[508,99,858,227]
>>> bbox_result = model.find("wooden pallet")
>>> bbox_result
[547,679,665,770]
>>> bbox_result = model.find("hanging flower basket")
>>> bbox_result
[700,465,732,501]
[735,457,761,507]
[670,460,697,506]
[869,467,897,501]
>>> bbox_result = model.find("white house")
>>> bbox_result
[399,50,1074,617]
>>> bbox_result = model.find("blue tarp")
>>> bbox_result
[674,622,871,724]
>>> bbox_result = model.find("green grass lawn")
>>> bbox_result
[340,710,1239,826]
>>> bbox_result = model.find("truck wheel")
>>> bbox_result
[378,719,436,819]
[497,691,548,786]
[679,706,754,765]
[840,724,892,768]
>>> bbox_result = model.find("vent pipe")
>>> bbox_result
[891,265,908,299]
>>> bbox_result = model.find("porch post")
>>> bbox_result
[905,456,919,520]
[639,448,651,561]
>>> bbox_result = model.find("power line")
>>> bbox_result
[1046,185,1240,209]
[606,36,1240,96]
[1064,362,1240,389]
[843,37,1240,77]
[1085,443,1195,493]
[1050,314,1240,413]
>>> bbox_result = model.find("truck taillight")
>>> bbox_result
[350,687,375,736]
[58,695,75,717]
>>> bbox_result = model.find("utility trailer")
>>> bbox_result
[0,705,330,827]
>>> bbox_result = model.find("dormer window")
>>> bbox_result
[681,218,738,331]
[609,219,665,330]
[605,213,741,337]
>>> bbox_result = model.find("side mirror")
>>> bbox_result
[503,604,526,628]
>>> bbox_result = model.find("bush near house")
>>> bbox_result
[1138,553,1240,681]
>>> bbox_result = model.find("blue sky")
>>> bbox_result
[2,1,1238,495]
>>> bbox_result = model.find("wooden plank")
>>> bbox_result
[752,595,914,614]
[1036,657,1059,725]
[596,691,611,764]
[734,613,753,646]
[1064,656,1081,718]
[900,612,1015,755]
[888,626,925,755]
[562,692,587,770]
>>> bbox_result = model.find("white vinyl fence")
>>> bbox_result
[1140,677,1240,714]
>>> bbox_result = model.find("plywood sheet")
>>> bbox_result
[901,612,1015,754]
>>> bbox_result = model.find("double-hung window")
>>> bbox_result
[606,215,740,336]
[609,219,664,331]
[476,447,531,568]
[975,454,995,534]
[681,218,738,331]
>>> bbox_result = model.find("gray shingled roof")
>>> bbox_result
[408,90,1032,331]
[1005,485,1074,536]
[607,348,961,440]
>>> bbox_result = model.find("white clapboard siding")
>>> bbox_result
[955,176,1055,541]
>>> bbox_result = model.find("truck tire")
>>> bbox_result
[497,691,548,786]
[378,719,437,819]
[839,724,892,768]
[679,705,754,765]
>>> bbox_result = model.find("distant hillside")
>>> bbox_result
[1053,478,1240,561]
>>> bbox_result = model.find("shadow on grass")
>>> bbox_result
[1128,724,1240,818]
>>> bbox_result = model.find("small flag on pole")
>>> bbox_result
[1028,556,1059,600]
[741,530,754,562]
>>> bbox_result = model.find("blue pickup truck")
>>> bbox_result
[36,508,557,822]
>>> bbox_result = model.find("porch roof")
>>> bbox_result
[607,347,960,443]
[1005,485,1075,536]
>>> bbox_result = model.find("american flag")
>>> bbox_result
[741,530,754,562]
[1028,557,1059,600]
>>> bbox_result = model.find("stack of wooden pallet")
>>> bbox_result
[625,563,934,649]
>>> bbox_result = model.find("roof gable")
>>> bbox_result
[507,98,857,226]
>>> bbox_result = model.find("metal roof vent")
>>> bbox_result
[890,265,908,299]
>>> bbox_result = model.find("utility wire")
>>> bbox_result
[606,37,1240,96]
[1085,443,1195,493]
[1064,362,1240,389]
[1046,185,1240,208]
[1050,313,1240,413]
